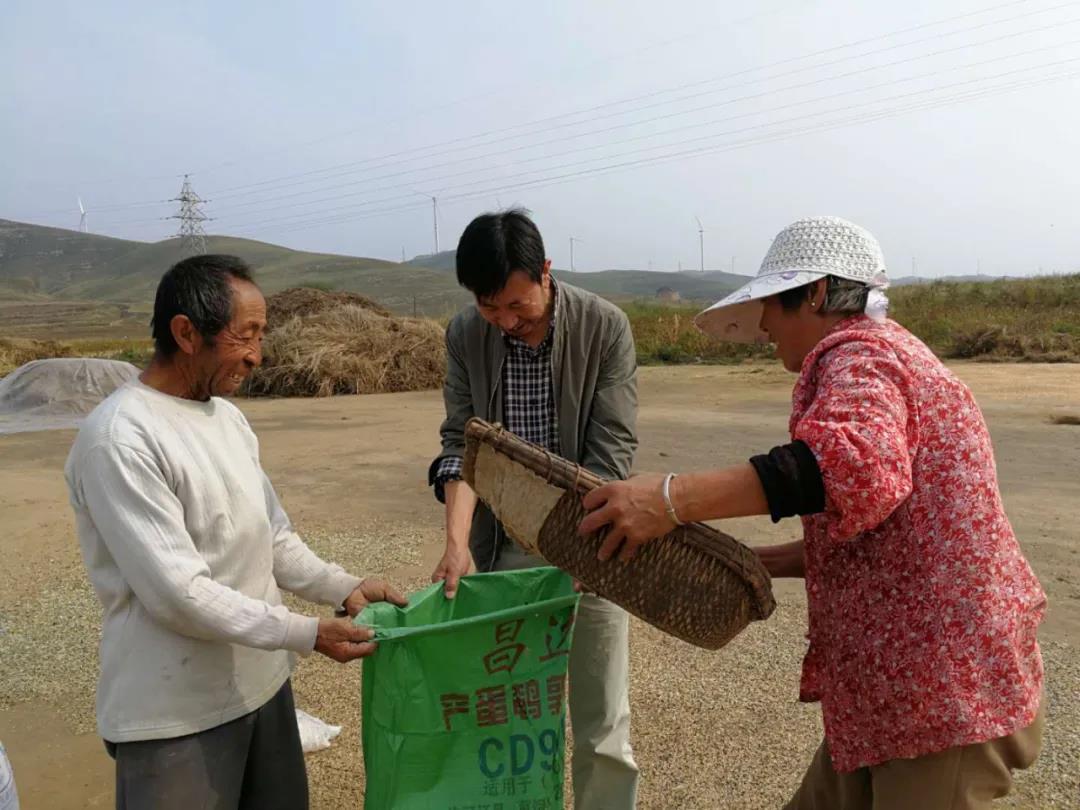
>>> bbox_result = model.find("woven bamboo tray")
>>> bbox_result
[462,418,775,650]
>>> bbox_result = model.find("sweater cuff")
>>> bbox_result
[283,614,320,656]
[318,570,364,609]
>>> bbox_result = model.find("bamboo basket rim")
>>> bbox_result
[462,417,776,622]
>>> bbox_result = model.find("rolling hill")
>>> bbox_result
[407,249,751,295]
[0,220,746,322]
[3,219,1077,362]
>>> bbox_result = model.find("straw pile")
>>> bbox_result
[243,288,445,398]
[266,287,391,323]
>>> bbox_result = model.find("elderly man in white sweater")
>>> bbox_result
[65,254,405,810]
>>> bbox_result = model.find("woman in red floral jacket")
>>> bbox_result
[580,217,1046,810]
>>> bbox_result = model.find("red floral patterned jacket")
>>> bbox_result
[791,315,1045,772]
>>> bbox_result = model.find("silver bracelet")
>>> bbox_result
[662,473,684,526]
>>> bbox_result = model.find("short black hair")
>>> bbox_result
[151,254,255,356]
[455,208,546,299]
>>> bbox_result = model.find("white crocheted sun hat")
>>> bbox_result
[695,216,890,343]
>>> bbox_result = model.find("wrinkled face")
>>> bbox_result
[758,292,818,373]
[476,264,552,344]
[192,279,267,398]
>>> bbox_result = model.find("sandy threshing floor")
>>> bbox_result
[1,364,1078,809]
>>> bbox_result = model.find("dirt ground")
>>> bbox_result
[1,363,1078,809]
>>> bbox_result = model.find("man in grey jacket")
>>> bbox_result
[429,209,639,808]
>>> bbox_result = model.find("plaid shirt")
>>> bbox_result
[434,283,559,495]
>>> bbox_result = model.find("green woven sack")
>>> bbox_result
[359,567,580,809]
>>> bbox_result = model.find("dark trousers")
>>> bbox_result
[105,680,308,810]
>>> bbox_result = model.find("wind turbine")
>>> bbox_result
[78,197,87,233]
[695,216,705,273]
[569,236,583,272]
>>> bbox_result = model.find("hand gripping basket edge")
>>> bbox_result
[462,418,776,650]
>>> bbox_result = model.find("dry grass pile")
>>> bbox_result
[244,303,445,397]
[0,337,73,376]
[266,287,391,324]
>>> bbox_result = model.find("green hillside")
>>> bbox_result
[552,268,746,301]
[410,248,748,300]
[0,279,50,302]
[57,235,423,307]
[4,219,1078,366]
[405,251,456,273]
[0,220,743,319]
[0,219,467,315]
[0,220,139,293]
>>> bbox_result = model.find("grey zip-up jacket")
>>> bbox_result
[428,281,638,571]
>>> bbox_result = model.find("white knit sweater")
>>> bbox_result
[65,380,362,742]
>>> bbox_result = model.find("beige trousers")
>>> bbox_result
[495,544,639,809]
[784,703,1044,810]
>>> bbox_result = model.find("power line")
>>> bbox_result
[261,72,1066,239]
[215,43,1080,231]
[230,63,1079,238]
[216,29,1080,228]
[429,66,1079,212]
[206,5,1080,219]
[29,0,1071,228]
[203,0,1065,202]
[214,32,1080,226]
[253,79,1058,238]
[13,8,790,214]
[188,5,788,179]
[22,197,172,219]
[436,64,1080,208]
[20,1,1077,238]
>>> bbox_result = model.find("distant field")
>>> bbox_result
[623,302,772,365]
[3,274,1078,378]
[0,300,149,340]
[889,274,1080,361]
[0,219,743,318]
[628,274,1080,365]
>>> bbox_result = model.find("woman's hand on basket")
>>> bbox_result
[578,474,675,562]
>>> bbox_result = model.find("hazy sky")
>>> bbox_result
[3,0,1078,277]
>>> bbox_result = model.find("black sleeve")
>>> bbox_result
[749,440,826,523]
